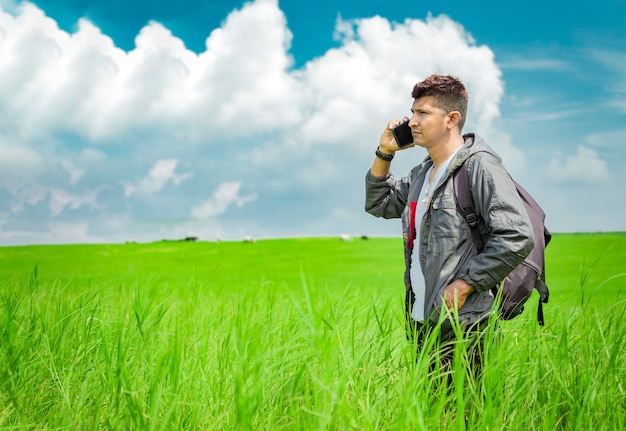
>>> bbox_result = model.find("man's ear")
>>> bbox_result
[447,111,462,129]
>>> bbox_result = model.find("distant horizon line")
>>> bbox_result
[2,231,626,248]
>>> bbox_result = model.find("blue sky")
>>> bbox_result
[0,0,625,244]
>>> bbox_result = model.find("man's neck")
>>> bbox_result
[428,134,465,167]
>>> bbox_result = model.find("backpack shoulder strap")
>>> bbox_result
[453,159,485,252]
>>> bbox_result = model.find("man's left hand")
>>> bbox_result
[444,279,475,311]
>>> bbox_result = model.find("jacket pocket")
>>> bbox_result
[429,193,469,254]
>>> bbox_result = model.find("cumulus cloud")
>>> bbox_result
[295,13,502,145]
[0,0,513,244]
[0,1,503,144]
[548,146,610,184]
[191,181,257,219]
[0,0,300,143]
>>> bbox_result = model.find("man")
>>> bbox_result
[365,74,534,371]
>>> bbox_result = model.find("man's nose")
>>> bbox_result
[408,114,419,127]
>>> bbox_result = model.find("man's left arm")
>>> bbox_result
[453,155,535,298]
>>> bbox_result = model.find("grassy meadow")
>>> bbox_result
[0,233,625,429]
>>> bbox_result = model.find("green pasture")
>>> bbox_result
[0,233,625,429]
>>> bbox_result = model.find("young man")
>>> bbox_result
[365,74,534,370]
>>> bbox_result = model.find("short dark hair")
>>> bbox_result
[411,74,468,131]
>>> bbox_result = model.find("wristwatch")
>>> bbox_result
[375,147,394,162]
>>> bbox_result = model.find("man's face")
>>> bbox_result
[408,96,450,149]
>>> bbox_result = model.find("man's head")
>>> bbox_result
[411,74,468,132]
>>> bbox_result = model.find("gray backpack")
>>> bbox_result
[454,158,551,325]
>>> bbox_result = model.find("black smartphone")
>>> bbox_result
[392,121,413,148]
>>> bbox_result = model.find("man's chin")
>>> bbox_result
[412,136,425,146]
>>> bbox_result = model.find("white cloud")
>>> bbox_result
[295,13,503,145]
[8,183,46,213]
[548,146,610,184]
[480,127,527,174]
[0,2,503,146]
[125,159,193,196]
[585,130,626,148]
[59,148,107,185]
[191,181,257,219]
[586,48,626,113]
[0,0,566,244]
[499,57,571,71]
[49,187,102,216]
[45,220,92,242]
[0,0,300,143]
[5,0,625,242]
[0,139,44,187]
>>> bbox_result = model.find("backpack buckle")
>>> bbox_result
[466,213,480,228]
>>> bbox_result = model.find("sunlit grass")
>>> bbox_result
[0,235,625,429]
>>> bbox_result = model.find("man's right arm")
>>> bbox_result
[369,119,402,176]
[364,120,413,219]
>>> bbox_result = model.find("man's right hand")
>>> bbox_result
[378,118,410,154]
[370,118,412,177]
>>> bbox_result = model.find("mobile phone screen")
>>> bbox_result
[392,122,413,148]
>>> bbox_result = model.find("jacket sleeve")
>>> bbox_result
[457,155,535,292]
[364,170,410,219]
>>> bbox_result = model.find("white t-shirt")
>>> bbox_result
[409,149,460,321]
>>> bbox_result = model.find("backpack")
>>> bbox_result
[453,158,552,325]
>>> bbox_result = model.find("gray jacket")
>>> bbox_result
[365,134,535,328]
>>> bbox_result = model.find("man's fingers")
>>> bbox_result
[445,289,456,310]
[445,288,466,311]
[388,117,410,129]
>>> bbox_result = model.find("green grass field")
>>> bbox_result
[1,233,625,429]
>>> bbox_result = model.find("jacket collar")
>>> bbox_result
[412,133,501,196]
